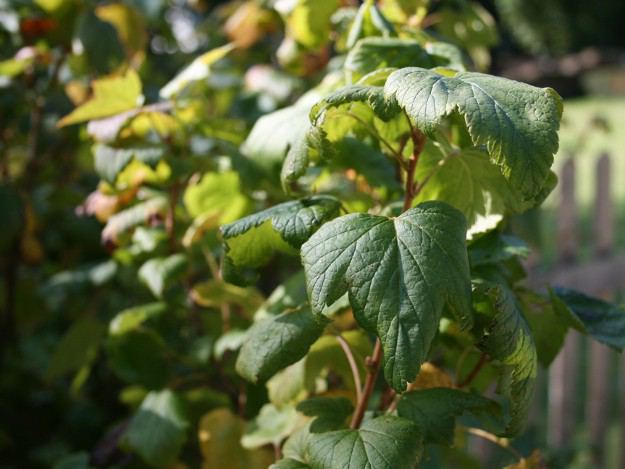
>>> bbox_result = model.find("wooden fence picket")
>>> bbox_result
[585,153,614,466]
[548,157,581,449]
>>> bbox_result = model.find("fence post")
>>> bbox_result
[548,157,581,449]
[620,356,625,469]
[586,153,614,466]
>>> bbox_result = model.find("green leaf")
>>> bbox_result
[281,126,333,193]
[267,359,307,406]
[75,10,125,75]
[46,316,105,380]
[242,93,320,172]
[311,85,400,124]
[102,195,168,243]
[236,307,327,383]
[160,43,235,99]
[278,0,339,49]
[302,201,471,391]
[109,302,167,336]
[107,330,170,389]
[191,279,264,312]
[414,145,535,236]
[307,415,422,469]
[53,452,91,469]
[94,144,164,183]
[221,196,341,275]
[122,390,189,466]
[199,408,274,469]
[346,0,396,49]
[330,137,401,190]
[214,329,248,360]
[296,396,353,433]
[478,284,537,436]
[241,403,299,449]
[551,287,625,351]
[397,388,500,445]
[385,68,562,200]
[519,290,567,367]
[255,271,308,319]
[345,37,432,82]
[183,171,251,222]
[58,70,143,127]
[468,231,529,267]
[138,253,187,298]
[271,459,311,469]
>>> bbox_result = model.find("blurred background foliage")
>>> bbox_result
[0,0,624,468]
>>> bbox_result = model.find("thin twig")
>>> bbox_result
[336,334,363,402]
[465,427,523,461]
[350,338,383,429]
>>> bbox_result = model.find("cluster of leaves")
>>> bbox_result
[2,1,625,468]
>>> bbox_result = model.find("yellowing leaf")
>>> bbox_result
[124,111,179,139]
[58,70,143,127]
[183,171,251,223]
[225,2,269,49]
[199,408,274,469]
[116,159,171,188]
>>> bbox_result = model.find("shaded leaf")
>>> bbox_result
[236,307,327,383]
[122,390,189,466]
[107,330,170,389]
[221,196,341,277]
[296,396,353,432]
[46,316,105,380]
[551,287,625,351]
[345,37,432,82]
[397,387,500,445]
[469,231,529,267]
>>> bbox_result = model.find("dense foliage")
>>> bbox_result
[1,1,624,468]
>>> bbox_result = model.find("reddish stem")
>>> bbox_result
[350,339,382,429]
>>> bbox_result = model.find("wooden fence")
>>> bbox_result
[528,154,625,468]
